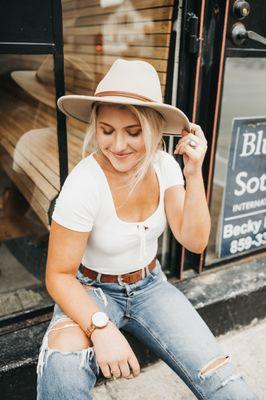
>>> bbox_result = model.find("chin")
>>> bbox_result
[103,150,142,170]
[111,160,132,172]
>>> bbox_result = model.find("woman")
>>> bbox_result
[36,59,258,399]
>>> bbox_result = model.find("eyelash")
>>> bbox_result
[102,129,141,137]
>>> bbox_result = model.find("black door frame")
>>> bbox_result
[171,0,266,280]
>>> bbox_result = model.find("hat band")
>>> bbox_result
[94,90,155,103]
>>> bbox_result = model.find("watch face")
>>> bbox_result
[92,311,109,327]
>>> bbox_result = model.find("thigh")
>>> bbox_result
[53,283,125,328]
[123,270,258,399]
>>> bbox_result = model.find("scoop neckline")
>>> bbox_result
[90,151,162,225]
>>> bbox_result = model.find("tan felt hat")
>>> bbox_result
[11,55,94,109]
[57,58,190,135]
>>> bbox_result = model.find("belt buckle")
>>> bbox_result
[117,274,127,286]
[118,265,149,286]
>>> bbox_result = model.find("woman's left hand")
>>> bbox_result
[174,122,208,177]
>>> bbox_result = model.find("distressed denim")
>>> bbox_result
[36,259,258,400]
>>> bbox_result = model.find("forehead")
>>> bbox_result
[97,104,139,123]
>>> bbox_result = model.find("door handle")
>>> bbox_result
[247,30,266,46]
[231,22,266,46]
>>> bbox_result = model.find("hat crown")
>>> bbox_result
[36,55,94,90]
[95,59,163,103]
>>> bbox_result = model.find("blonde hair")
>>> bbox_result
[82,102,166,210]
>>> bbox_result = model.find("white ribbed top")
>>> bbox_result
[52,150,184,274]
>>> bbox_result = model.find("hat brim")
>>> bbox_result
[11,70,55,109]
[57,95,190,135]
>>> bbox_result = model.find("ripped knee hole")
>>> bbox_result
[199,355,230,378]
[48,319,92,352]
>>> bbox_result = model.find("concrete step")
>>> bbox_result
[1,255,265,399]
[93,317,266,400]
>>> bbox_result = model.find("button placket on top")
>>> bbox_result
[136,223,149,263]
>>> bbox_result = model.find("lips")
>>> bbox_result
[112,152,132,158]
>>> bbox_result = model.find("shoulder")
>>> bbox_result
[66,156,95,180]
[61,156,98,193]
[153,149,180,171]
[51,156,101,231]
[55,155,101,207]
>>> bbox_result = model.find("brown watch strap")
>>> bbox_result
[85,317,111,338]
[85,324,96,337]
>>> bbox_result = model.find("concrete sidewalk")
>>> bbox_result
[93,317,266,400]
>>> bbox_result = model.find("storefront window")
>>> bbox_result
[0,54,57,318]
[0,0,179,320]
[206,57,266,265]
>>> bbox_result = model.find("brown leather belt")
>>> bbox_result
[80,256,157,284]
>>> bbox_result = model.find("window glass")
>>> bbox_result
[0,0,178,320]
[206,57,266,265]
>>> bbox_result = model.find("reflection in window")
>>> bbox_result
[0,0,179,319]
[206,57,266,265]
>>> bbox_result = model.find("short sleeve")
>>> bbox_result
[51,159,100,232]
[160,150,185,190]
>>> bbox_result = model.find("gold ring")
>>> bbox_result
[111,370,118,379]
[188,139,197,148]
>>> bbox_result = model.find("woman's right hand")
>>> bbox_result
[91,320,141,379]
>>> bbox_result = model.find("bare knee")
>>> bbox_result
[199,355,230,378]
[48,319,91,351]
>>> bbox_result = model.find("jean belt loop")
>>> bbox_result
[141,268,145,279]
[96,272,102,282]
[145,265,150,277]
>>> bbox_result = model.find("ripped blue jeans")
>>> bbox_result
[36,259,258,400]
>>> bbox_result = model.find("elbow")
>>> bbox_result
[191,221,211,253]
[45,267,53,291]
[192,230,210,254]
[45,275,53,297]
[178,224,211,254]
[190,242,208,254]
[45,271,59,297]
[182,236,210,254]
[180,240,208,254]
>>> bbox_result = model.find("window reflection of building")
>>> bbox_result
[0,55,94,229]
[100,1,154,53]
[63,1,174,100]
[0,0,178,319]
[1,1,176,233]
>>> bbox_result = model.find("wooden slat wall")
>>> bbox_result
[0,0,175,228]
[0,85,87,227]
[62,0,174,95]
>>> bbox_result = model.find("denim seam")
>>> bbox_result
[128,315,207,400]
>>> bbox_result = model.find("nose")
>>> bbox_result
[112,132,128,152]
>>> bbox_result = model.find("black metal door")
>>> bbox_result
[172,0,266,279]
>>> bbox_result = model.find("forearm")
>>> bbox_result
[46,273,101,336]
[180,171,211,253]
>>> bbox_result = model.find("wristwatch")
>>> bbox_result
[85,311,110,338]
